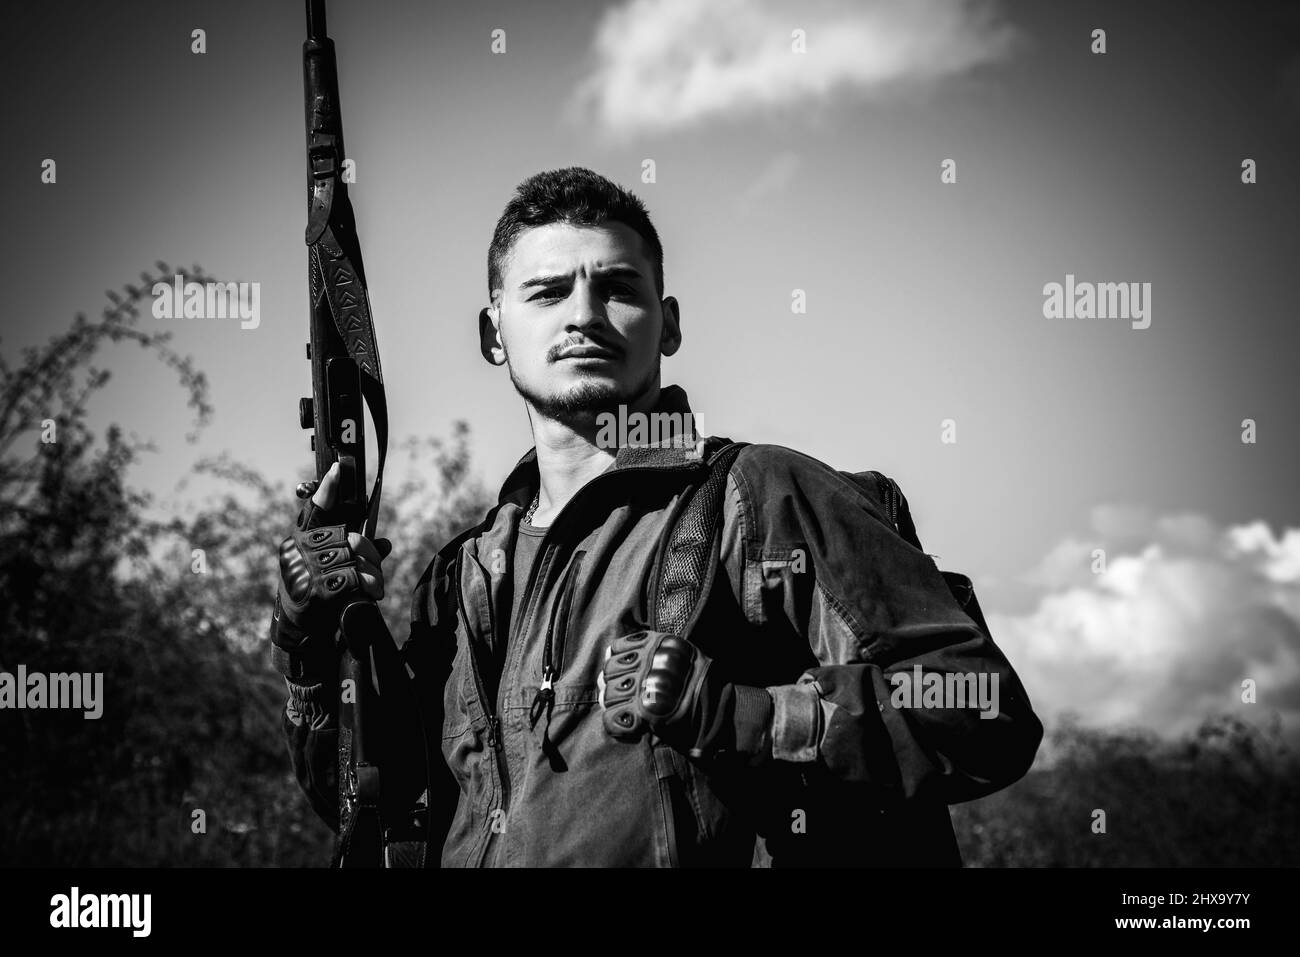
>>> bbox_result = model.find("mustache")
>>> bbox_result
[551,336,621,360]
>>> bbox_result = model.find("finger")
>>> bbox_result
[602,670,640,703]
[603,704,644,740]
[312,461,342,511]
[349,533,384,567]
[609,631,653,656]
[295,480,320,500]
[602,645,643,679]
[355,559,385,600]
[374,538,393,561]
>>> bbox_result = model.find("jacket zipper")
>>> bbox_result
[876,473,899,531]
[543,550,584,690]
[530,550,585,726]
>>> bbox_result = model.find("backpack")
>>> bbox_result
[649,438,977,867]
[651,439,993,647]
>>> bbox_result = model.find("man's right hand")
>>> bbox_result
[271,462,392,677]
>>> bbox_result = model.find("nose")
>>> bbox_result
[565,277,610,333]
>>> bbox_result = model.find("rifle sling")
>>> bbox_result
[309,224,387,539]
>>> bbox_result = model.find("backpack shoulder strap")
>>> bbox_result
[651,439,748,636]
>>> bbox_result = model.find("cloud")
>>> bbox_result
[989,508,1300,743]
[569,0,1019,140]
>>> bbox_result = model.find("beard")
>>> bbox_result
[505,342,660,428]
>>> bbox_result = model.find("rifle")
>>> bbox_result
[299,0,429,868]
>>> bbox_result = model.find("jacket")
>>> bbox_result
[283,383,1044,866]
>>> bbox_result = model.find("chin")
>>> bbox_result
[554,375,624,407]
[511,358,657,422]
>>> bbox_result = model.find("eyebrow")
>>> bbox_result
[518,265,644,291]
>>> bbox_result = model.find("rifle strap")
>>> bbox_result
[309,224,388,539]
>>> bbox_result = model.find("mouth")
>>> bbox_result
[556,344,619,361]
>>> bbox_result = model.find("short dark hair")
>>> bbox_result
[487,167,664,300]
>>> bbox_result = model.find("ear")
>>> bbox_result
[479,304,506,366]
[659,296,682,358]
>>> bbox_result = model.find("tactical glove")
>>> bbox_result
[270,470,388,684]
[598,629,774,764]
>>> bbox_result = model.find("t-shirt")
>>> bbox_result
[509,517,548,641]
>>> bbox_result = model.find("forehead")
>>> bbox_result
[503,221,651,286]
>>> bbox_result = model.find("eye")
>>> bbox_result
[530,287,567,302]
[606,283,636,299]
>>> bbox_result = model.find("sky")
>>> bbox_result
[3,0,1299,743]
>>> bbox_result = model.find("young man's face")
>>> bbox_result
[481,221,680,425]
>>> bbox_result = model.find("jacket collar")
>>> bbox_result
[495,383,709,509]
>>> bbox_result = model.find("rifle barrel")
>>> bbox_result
[306,0,327,41]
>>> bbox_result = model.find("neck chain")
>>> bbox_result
[523,491,540,525]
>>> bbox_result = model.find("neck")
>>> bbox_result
[526,383,661,524]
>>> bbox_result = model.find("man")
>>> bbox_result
[270,166,1044,867]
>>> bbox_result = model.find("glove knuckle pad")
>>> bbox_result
[277,521,369,628]
[316,566,359,598]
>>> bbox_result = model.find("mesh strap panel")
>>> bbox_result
[655,441,747,635]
